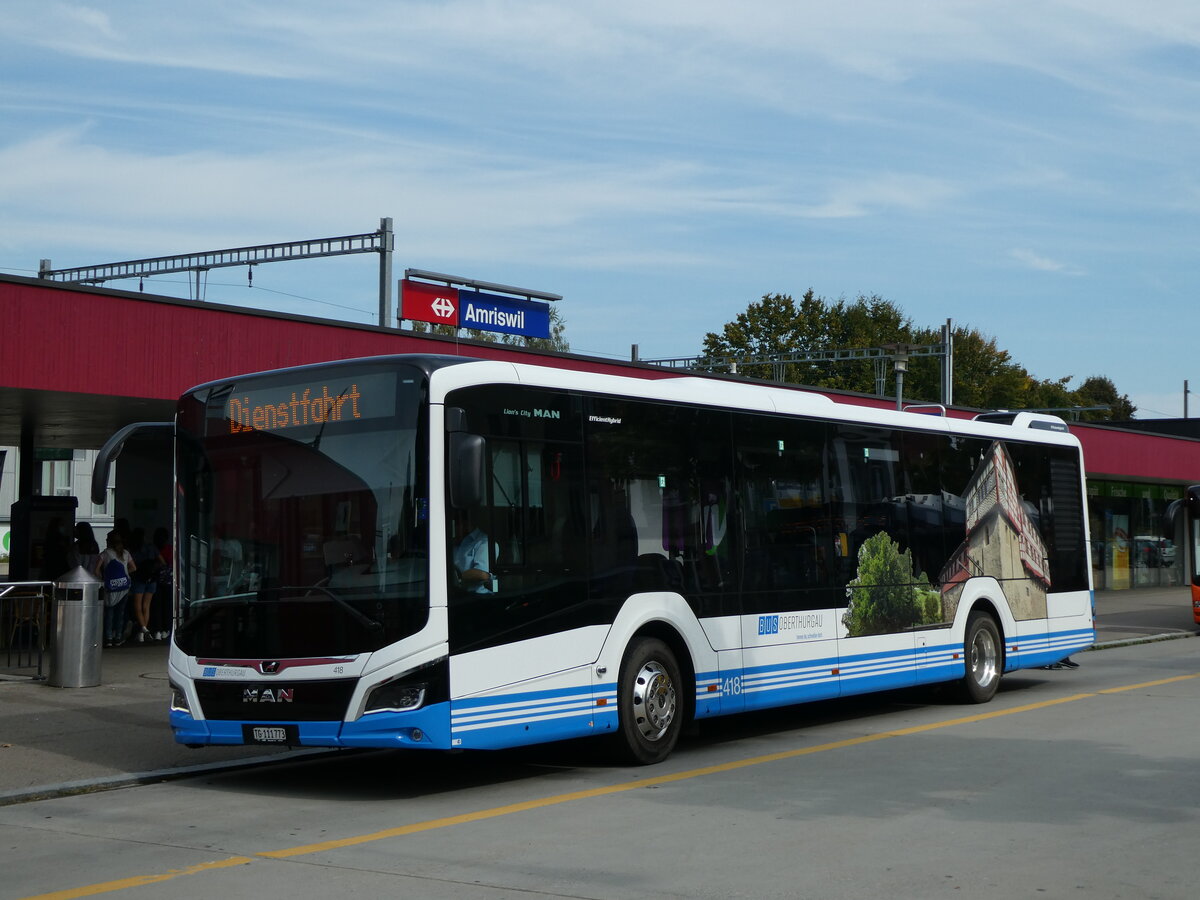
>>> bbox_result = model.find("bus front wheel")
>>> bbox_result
[960,612,1002,703]
[615,637,683,765]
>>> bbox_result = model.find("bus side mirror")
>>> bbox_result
[91,421,174,505]
[449,432,485,509]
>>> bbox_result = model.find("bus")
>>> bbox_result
[1182,485,1200,624]
[95,354,1094,764]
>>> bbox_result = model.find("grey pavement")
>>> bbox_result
[1,586,1196,806]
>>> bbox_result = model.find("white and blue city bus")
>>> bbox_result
[96,354,1094,764]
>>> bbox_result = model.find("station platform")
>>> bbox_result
[1,586,1195,806]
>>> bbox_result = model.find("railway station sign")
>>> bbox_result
[400,279,551,339]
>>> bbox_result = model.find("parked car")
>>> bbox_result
[1133,536,1175,567]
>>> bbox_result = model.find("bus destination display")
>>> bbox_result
[219,373,396,436]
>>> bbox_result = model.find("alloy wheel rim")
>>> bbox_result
[971,627,998,688]
[631,660,676,741]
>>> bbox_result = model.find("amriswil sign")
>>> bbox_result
[400,280,551,339]
[460,290,550,338]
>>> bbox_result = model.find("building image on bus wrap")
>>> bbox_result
[940,441,1052,624]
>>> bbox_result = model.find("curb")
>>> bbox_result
[1091,629,1197,651]
[0,748,340,808]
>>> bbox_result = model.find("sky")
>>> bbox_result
[2,1,1197,417]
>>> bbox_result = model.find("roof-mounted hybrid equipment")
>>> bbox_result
[973,411,1070,433]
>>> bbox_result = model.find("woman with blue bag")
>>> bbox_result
[94,531,136,648]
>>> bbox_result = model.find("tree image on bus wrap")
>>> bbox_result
[842,532,942,637]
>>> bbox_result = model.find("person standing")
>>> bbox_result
[71,521,101,575]
[95,531,135,648]
[149,526,172,641]
[129,528,160,644]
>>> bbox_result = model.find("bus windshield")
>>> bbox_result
[174,363,430,659]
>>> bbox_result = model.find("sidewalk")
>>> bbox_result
[1,587,1196,805]
[0,640,311,805]
[1091,584,1198,645]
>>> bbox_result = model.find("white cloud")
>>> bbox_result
[11,2,1199,106]
[0,128,749,268]
[793,174,959,219]
[1008,248,1084,275]
[57,4,118,41]
[6,2,322,79]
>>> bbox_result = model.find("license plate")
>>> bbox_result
[243,724,297,744]
[252,726,287,743]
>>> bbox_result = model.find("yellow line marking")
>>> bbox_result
[19,857,252,900]
[20,670,1200,897]
[259,692,1097,859]
[1097,673,1200,694]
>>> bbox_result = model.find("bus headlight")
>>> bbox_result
[170,682,191,715]
[365,680,427,714]
[362,657,448,716]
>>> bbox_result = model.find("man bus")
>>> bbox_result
[95,354,1094,764]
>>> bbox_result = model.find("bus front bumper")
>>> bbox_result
[170,702,453,750]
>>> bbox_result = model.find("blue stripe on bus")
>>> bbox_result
[450,683,602,750]
[1004,626,1093,669]
[172,625,1095,749]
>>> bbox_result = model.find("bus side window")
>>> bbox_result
[586,398,736,616]
[734,413,831,613]
[463,438,588,608]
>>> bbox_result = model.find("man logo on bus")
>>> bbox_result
[758,615,780,635]
[242,687,293,703]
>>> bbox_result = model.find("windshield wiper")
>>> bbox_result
[174,593,256,638]
[278,586,385,636]
[178,585,384,638]
[188,592,257,607]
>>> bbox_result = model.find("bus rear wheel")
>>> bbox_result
[960,612,1002,703]
[615,637,683,765]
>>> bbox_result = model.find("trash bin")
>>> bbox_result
[49,566,103,688]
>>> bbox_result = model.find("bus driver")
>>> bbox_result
[453,512,493,593]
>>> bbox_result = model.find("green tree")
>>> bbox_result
[1073,375,1136,420]
[903,323,1031,409]
[842,532,940,637]
[1022,374,1075,412]
[701,291,1134,416]
[699,291,825,382]
[701,291,917,392]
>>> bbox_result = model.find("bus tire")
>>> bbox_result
[615,637,683,765]
[960,611,1002,703]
